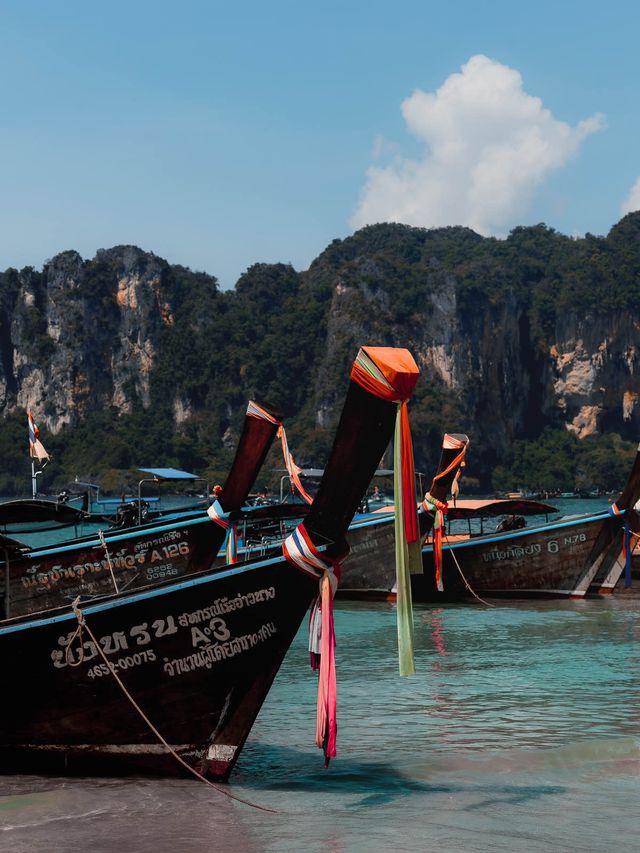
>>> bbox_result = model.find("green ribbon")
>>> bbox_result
[393,404,421,676]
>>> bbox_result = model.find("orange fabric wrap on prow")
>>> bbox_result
[351,347,420,402]
[349,346,421,676]
[354,346,420,400]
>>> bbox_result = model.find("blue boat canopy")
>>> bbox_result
[138,467,200,480]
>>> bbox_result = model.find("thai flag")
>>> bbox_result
[28,410,49,461]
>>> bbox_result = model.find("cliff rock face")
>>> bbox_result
[546,313,640,439]
[2,247,175,433]
[305,254,541,480]
[299,221,640,479]
[316,273,639,471]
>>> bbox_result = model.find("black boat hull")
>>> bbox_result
[3,513,225,618]
[0,554,315,779]
[417,510,631,599]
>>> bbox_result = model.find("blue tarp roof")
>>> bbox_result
[138,467,200,480]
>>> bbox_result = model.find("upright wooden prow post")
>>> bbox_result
[426,433,470,505]
[420,433,470,595]
[192,400,282,567]
[216,401,283,512]
[303,348,421,555]
[282,346,421,766]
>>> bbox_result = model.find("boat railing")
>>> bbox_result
[73,478,101,512]
[137,474,210,526]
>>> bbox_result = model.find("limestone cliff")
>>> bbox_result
[1,217,640,488]
[1,247,177,433]
[545,312,640,439]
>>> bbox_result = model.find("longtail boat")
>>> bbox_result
[0,346,420,779]
[168,437,470,602]
[417,442,640,599]
[337,433,469,598]
[0,401,283,618]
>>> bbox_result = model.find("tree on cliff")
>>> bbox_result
[1,215,639,495]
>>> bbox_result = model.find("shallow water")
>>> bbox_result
[2,596,639,852]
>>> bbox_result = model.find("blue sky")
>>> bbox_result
[1,0,639,288]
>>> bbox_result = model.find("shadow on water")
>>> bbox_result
[234,741,566,811]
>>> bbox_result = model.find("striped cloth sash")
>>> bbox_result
[422,435,468,592]
[277,425,314,504]
[432,435,468,494]
[246,400,280,424]
[350,346,420,676]
[282,523,340,580]
[247,400,312,504]
[207,499,231,529]
[423,494,448,592]
[283,523,344,766]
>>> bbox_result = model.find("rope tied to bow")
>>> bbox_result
[67,597,280,812]
[98,529,119,593]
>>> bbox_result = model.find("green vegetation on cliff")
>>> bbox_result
[1,214,640,496]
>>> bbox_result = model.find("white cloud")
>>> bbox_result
[351,55,605,236]
[621,177,640,215]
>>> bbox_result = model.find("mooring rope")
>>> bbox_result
[70,597,282,813]
[442,534,495,607]
[98,530,119,594]
[444,524,639,605]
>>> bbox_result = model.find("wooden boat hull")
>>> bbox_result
[0,553,315,779]
[206,508,400,600]
[1,401,283,621]
[3,513,225,618]
[416,510,629,599]
[208,507,407,601]
[0,346,421,780]
[339,512,396,598]
[339,510,433,598]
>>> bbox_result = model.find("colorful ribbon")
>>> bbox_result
[350,346,420,677]
[207,499,230,529]
[422,435,468,592]
[208,499,239,564]
[283,523,345,766]
[225,525,238,564]
[247,400,313,505]
[277,425,314,504]
[422,494,448,592]
[430,435,468,496]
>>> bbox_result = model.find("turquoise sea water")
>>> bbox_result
[1,498,639,851]
[1,596,639,852]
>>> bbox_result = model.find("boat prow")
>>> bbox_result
[0,346,420,780]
